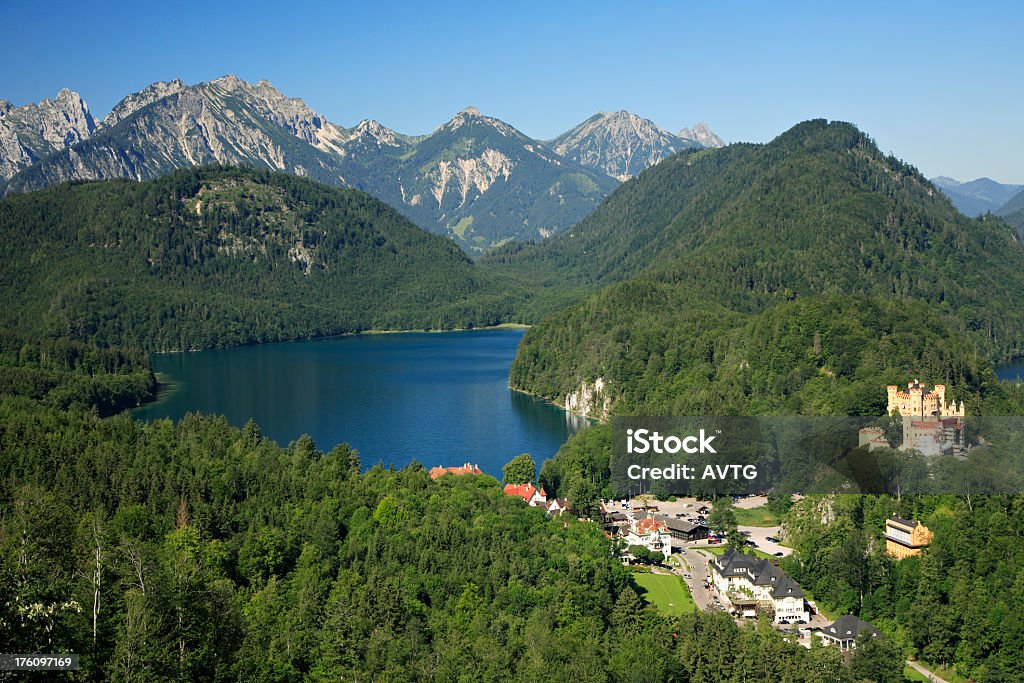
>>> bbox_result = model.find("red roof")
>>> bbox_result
[429,463,483,480]
[636,518,667,534]
[503,483,540,502]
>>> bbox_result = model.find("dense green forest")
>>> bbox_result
[526,293,1023,512]
[0,355,905,682]
[513,292,1011,418]
[0,167,522,352]
[0,332,156,415]
[781,493,1024,681]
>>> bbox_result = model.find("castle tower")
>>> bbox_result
[886,386,899,415]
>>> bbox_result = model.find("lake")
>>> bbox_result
[997,361,1024,383]
[133,328,581,478]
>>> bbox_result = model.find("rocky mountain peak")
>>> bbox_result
[351,119,401,147]
[210,74,247,90]
[550,110,699,181]
[678,122,724,148]
[0,88,96,180]
[102,79,187,127]
[440,107,520,138]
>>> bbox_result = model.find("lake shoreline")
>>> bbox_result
[133,328,574,477]
[509,384,601,426]
[151,322,532,355]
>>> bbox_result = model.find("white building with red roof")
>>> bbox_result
[503,483,548,507]
[624,517,671,554]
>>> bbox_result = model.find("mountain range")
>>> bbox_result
[931,175,1023,216]
[0,76,721,253]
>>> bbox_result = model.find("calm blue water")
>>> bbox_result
[997,361,1024,382]
[133,329,579,477]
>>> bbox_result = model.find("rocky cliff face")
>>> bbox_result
[550,111,701,181]
[677,122,725,149]
[564,377,612,421]
[0,89,96,180]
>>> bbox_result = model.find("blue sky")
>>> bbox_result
[2,0,1022,182]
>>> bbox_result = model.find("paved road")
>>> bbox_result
[673,548,716,611]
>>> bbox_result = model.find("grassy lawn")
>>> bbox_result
[733,506,781,527]
[631,571,696,616]
[901,667,933,683]
[903,664,928,681]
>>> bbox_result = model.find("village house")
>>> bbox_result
[624,517,672,554]
[503,483,548,507]
[428,463,483,479]
[884,515,933,559]
[815,615,882,651]
[545,498,571,516]
[653,515,709,549]
[710,548,809,623]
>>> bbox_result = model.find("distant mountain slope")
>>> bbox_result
[343,107,618,254]
[998,187,1024,235]
[502,120,1024,410]
[0,89,95,180]
[0,167,512,351]
[931,175,1023,216]
[1000,187,1024,216]
[548,111,701,181]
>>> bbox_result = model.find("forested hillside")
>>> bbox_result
[512,293,1009,418]
[0,167,516,351]
[783,493,1024,681]
[505,120,1024,419]
[507,120,1024,683]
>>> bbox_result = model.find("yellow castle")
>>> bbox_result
[886,380,964,418]
[860,379,966,456]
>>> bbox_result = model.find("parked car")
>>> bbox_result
[778,619,790,625]
[774,551,784,557]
